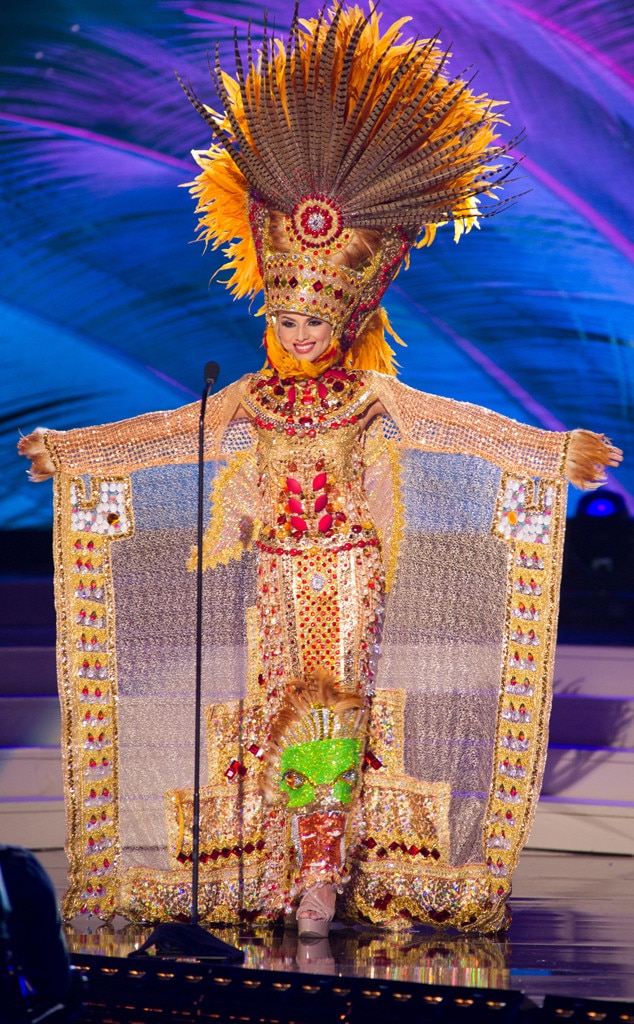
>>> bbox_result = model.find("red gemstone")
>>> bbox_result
[312,472,327,491]
[314,494,328,513]
[290,516,308,532]
[318,513,333,533]
[288,497,303,515]
[286,477,302,494]
[364,752,382,770]
[225,759,243,780]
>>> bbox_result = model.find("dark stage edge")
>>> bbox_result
[64,938,634,1024]
[54,854,634,1023]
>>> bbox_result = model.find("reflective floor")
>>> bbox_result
[38,849,634,1005]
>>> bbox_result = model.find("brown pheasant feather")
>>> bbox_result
[182,3,517,238]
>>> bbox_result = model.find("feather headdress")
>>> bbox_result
[183,3,517,374]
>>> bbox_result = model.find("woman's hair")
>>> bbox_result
[267,209,382,269]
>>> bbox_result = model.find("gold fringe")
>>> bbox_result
[17,429,57,481]
[186,450,259,572]
[564,429,614,491]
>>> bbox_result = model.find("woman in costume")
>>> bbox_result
[19,6,621,936]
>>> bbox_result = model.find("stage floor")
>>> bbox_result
[35,847,634,1006]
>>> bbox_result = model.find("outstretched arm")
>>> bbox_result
[366,375,622,489]
[18,378,251,480]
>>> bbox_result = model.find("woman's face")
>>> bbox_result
[275,312,332,363]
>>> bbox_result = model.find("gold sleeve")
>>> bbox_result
[18,377,251,479]
[369,372,568,479]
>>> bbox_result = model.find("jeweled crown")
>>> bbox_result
[253,196,409,348]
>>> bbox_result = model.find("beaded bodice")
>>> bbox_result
[241,369,379,555]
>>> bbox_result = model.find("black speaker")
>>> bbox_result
[0,845,72,1023]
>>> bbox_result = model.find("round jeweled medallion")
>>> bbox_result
[291,196,344,247]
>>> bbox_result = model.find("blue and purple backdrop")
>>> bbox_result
[2,0,633,527]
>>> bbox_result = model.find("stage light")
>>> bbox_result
[70,953,529,1023]
[584,496,619,517]
[543,995,634,1023]
[559,488,634,642]
[576,491,628,521]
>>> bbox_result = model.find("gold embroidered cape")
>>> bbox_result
[44,371,568,932]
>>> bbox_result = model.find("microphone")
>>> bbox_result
[204,361,220,387]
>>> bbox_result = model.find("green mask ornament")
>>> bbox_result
[280,737,361,808]
[262,672,367,811]
[262,672,368,895]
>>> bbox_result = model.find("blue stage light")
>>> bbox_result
[576,490,627,521]
[584,496,618,518]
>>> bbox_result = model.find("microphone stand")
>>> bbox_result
[130,362,243,962]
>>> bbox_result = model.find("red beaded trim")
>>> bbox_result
[256,537,378,557]
[246,369,369,436]
[176,839,266,864]
[361,837,441,860]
